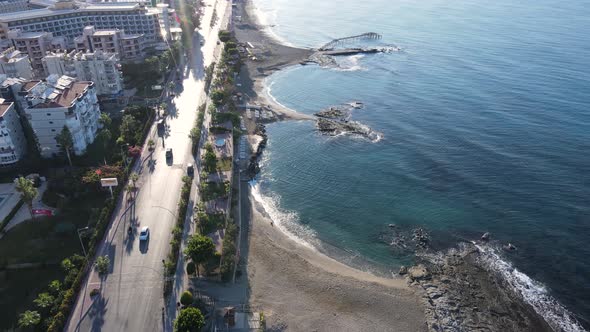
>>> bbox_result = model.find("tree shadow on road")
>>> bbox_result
[87,294,109,332]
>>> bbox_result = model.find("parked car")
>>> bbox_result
[166,148,173,159]
[187,164,194,177]
[139,226,150,241]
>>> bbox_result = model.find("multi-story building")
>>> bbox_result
[74,26,145,61]
[0,47,33,78]
[43,49,122,95]
[5,29,65,76]
[0,0,162,46]
[20,74,100,157]
[0,99,26,165]
[0,0,29,14]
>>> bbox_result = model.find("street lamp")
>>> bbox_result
[77,227,90,258]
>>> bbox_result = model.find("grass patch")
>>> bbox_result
[200,181,230,201]
[0,267,63,331]
[217,158,232,172]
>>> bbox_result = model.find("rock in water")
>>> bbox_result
[398,266,408,275]
[407,264,430,281]
[481,232,490,241]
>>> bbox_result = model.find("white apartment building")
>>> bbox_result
[0,47,33,78]
[0,98,26,165]
[43,49,122,95]
[0,1,162,46]
[5,29,65,76]
[74,26,145,61]
[0,0,29,14]
[21,75,100,157]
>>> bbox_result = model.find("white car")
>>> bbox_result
[139,226,150,241]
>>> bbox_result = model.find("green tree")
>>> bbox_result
[99,112,112,128]
[174,307,204,332]
[55,126,74,166]
[48,280,61,295]
[210,90,225,107]
[18,310,41,328]
[95,255,110,276]
[218,30,231,42]
[15,177,37,218]
[183,234,215,276]
[33,292,54,310]
[180,290,193,306]
[61,258,76,274]
[203,143,217,172]
[119,115,140,145]
[130,172,139,189]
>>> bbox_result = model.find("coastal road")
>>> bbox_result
[64,0,226,331]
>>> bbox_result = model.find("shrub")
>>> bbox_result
[174,307,204,332]
[180,291,193,306]
[96,255,110,276]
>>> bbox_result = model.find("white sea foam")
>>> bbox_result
[250,1,296,47]
[333,54,366,72]
[249,180,318,250]
[473,243,586,332]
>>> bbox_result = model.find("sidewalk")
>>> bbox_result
[165,0,232,329]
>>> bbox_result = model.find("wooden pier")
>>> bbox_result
[319,32,382,51]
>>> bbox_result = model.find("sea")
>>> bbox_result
[249,0,590,330]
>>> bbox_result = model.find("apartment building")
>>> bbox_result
[20,74,100,157]
[0,0,29,14]
[6,29,65,76]
[74,26,144,61]
[0,47,33,78]
[0,98,26,166]
[43,49,122,95]
[0,1,162,46]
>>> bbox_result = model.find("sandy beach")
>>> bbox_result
[244,188,427,331]
[233,0,314,121]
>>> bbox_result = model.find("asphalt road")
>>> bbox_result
[65,1,227,330]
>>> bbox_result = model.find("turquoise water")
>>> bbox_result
[251,0,590,329]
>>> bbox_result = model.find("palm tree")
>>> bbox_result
[15,177,37,218]
[130,172,139,189]
[55,126,74,166]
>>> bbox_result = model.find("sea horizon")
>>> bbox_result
[249,0,590,330]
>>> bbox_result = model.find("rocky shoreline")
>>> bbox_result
[402,243,553,332]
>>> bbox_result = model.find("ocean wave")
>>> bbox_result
[473,243,586,332]
[249,180,318,249]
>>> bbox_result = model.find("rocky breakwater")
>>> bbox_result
[246,124,268,180]
[400,243,553,332]
[314,102,382,142]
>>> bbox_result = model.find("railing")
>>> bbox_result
[318,32,382,51]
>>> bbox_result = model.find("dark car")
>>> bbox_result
[187,164,194,177]
[165,148,173,160]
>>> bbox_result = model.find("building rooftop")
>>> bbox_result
[0,75,28,88]
[22,80,41,92]
[50,81,91,108]
[93,30,119,36]
[9,31,50,39]
[0,3,143,22]
[0,48,27,63]
[0,101,14,117]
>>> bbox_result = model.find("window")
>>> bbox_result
[46,113,51,116]
[49,121,53,124]
[51,129,56,132]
